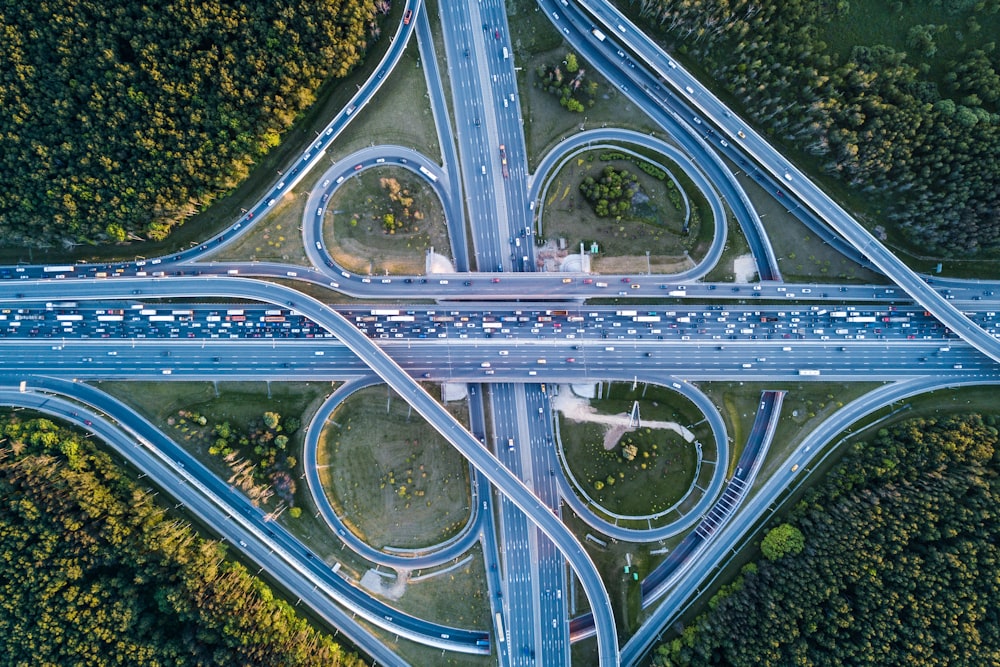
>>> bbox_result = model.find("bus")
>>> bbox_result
[263,316,286,323]
[495,613,505,643]
[43,266,74,273]
[387,315,415,322]
[371,309,401,316]
[798,369,821,376]
[634,315,661,322]
[418,165,438,182]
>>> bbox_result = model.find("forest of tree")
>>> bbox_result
[0,413,366,666]
[629,0,1000,255]
[0,0,385,249]
[652,413,1000,666]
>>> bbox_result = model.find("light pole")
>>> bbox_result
[645,251,651,275]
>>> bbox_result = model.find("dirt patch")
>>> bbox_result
[552,385,695,450]
[733,254,758,283]
[360,567,410,601]
[592,254,694,275]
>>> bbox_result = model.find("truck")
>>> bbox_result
[591,27,607,42]
[798,369,821,376]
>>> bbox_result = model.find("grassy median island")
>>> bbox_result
[317,384,471,550]
[540,149,712,274]
[558,382,714,518]
[324,168,451,276]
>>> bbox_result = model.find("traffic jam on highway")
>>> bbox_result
[0,301,977,347]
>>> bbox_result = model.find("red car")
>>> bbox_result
[495,29,500,39]
[403,9,412,25]
[492,278,501,283]
[354,164,363,171]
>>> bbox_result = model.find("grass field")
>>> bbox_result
[325,167,451,276]
[539,151,711,274]
[558,382,714,518]
[317,384,471,549]
[391,546,491,630]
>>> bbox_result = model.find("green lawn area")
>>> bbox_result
[391,547,491,633]
[561,421,697,517]
[557,382,714,518]
[324,167,450,276]
[317,384,471,549]
[540,150,715,274]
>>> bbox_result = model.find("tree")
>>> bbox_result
[565,52,579,72]
[760,523,805,560]
[263,412,281,430]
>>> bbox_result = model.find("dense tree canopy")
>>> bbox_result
[652,414,1000,666]
[0,413,366,666]
[631,0,1000,255]
[0,0,383,248]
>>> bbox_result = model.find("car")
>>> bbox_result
[737,130,746,138]
[403,9,412,24]
[495,29,500,39]
[83,419,92,426]
[631,284,640,289]
[422,372,431,378]
[583,278,593,284]
[566,357,575,363]
[562,277,572,283]
[464,280,472,286]
[354,164,363,171]
[621,277,630,283]
[492,278,501,283]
